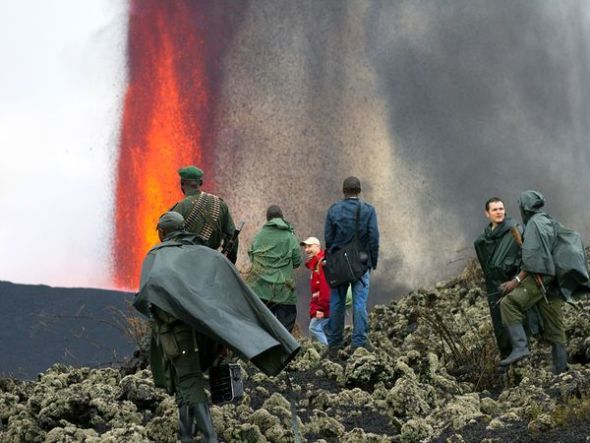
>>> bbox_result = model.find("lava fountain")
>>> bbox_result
[113,1,210,289]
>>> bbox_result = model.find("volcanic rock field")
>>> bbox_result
[2,258,590,442]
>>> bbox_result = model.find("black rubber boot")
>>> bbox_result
[551,342,568,374]
[193,402,218,443]
[178,404,196,443]
[499,324,530,366]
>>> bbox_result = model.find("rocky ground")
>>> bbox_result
[2,260,590,442]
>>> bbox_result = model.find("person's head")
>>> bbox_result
[484,197,505,227]
[300,237,321,259]
[157,211,184,241]
[178,166,204,195]
[266,205,283,221]
[518,190,545,224]
[342,176,361,196]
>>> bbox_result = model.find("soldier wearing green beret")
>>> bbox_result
[171,166,238,263]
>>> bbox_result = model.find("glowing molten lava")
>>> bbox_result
[113,1,209,289]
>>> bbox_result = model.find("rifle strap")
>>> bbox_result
[183,192,221,242]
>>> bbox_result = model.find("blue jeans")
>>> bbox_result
[309,317,329,345]
[326,270,370,348]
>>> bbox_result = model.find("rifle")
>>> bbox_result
[510,226,549,304]
[221,221,245,258]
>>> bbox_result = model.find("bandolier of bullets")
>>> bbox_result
[184,192,221,242]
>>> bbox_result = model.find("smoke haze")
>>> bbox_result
[210,0,590,302]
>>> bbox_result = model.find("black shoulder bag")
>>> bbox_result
[323,201,369,288]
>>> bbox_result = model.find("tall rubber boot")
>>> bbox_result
[499,324,530,366]
[178,404,196,443]
[193,402,218,443]
[551,343,568,374]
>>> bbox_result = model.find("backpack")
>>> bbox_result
[549,219,590,302]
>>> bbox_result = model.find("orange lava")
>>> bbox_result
[113,1,208,290]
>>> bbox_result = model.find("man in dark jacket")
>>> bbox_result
[498,191,583,373]
[135,212,300,442]
[171,165,239,263]
[474,197,523,358]
[324,176,379,352]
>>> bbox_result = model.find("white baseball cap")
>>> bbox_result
[300,236,321,246]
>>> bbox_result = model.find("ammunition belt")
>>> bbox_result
[184,192,221,242]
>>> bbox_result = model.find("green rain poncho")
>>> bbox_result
[134,232,300,378]
[247,218,301,304]
[519,190,590,302]
[474,217,522,296]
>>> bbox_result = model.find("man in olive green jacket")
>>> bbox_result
[248,205,302,332]
[171,165,238,263]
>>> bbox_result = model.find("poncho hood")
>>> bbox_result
[519,190,545,224]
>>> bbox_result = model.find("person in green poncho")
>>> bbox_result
[498,191,573,373]
[143,212,219,443]
[248,205,302,332]
[474,197,523,358]
[135,212,300,443]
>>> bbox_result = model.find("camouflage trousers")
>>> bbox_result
[500,275,565,345]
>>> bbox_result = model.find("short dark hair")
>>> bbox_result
[485,197,504,211]
[343,176,361,194]
[266,205,283,221]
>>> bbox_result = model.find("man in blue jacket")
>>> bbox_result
[324,176,379,353]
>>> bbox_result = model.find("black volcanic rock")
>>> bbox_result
[0,281,137,379]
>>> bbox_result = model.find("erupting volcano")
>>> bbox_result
[113,1,211,289]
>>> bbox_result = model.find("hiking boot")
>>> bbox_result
[325,345,342,359]
[499,324,530,366]
[551,342,568,375]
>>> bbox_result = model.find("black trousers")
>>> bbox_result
[264,302,297,333]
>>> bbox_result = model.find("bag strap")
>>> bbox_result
[354,200,362,242]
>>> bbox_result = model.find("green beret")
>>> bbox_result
[178,166,204,181]
[157,212,185,231]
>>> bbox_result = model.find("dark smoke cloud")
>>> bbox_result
[209,1,590,309]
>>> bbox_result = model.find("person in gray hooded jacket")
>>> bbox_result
[498,191,569,373]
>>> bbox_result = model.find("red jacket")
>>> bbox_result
[305,250,331,318]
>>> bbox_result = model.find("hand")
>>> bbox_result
[316,310,325,319]
[212,346,229,367]
[312,291,319,298]
[499,279,518,295]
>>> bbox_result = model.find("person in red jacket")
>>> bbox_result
[301,237,331,345]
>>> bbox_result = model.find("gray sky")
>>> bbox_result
[0,0,127,288]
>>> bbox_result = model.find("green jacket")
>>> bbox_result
[474,217,522,297]
[134,231,300,382]
[171,189,238,262]
[519,190,590,301]
[247,218,302,304]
